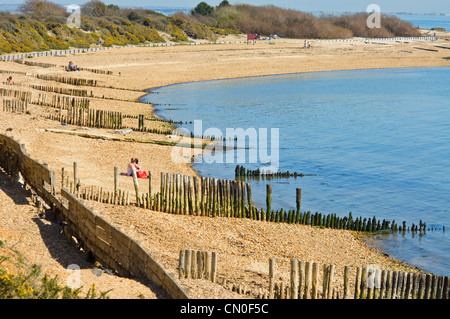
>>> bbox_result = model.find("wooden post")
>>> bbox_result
[197,250,203,279]
[343,266,350,299]
[114,167,119,203]
[211,251,217,283]
[246,182,252,218]
[374,268,382,299]
[322,264,329,299]
[311,262,319,299]
[61,167,65,189]
[179,250,185,278]
[148,171,152,209]
[266,184,272,218]
[327,264,335,299]
[397,272,405,299]
[190,250,197,279]
[290,259,298,299]
[385,270,393,299]
[418,274,426,299]
[360,267,368,299]
[298,261,305,299]
[367,267,375,299]
[73,162,78,191]
[304,262,312,299]
[379,270,387,299]
[296,188,301,215]
[132,171,140,206]
[205,251,212,280]
[194,176,199,215]
[184,250,191,279]
[269,258,275,299]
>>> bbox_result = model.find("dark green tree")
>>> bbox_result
[193,2,214,16]
[218,0,230,7]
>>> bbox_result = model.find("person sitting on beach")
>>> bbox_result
[5,76,14,85]
[126,158,148,179]
[68,61,79,71]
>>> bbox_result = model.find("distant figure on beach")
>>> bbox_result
[307,41,311,49]
[97,37,103,46]
[304,40,307,49]
[68,61,79,71]
[5,76,13,85]
[127,158,148,178]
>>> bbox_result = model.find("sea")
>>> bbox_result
[143,67,450,277]
[395,13,450,31]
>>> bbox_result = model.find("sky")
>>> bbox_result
[2,0,450,14]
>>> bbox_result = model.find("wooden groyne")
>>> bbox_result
[235,164,313,179]
[35,74,97,87]
[178,249,218,283]
[69,168,434,236]
[0,88,32,102]
[44,105,123,129]
[2,99,28,113]
[231,258,449,299]
[30,84,92,97]
[35,94,90,110]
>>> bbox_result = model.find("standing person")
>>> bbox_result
[304,40,307,49]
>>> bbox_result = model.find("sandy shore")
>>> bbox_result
[1,31,449,299]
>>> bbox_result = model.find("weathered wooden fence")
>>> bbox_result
[0,133,188,299]
[260,259,449,299]
[178,249,218,283]
[0,88,32,102]
[74,169,433,235]
[35,74,97,87]
[2,99,28,113]
[44,106,123,129]
[30,84,91,97]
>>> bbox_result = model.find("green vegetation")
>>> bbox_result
[0,239,110,299]
[0,0,232,54]
[0,1,422,54]
[179,2,421,39]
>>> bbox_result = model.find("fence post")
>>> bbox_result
[211,251,217,283]
[304,261,312,299]
[269,258,275,299]
[132,171,140,206]
[179,249,185,278]
[290,259,298,299]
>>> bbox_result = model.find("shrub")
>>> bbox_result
[0,241,110,299]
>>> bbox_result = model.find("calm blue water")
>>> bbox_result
[396,14,450,30]
[143,67,450,276]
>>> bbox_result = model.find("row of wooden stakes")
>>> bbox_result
[30,84,92,97]
[17,60,57,68]
[45,105,123,129]
[178,249,218,283]
[35,93,90,110]
[2,99,28,113]
[229,259,450,299]
[35,74,97,87]
[0,88,32,102]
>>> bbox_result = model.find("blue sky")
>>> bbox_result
[3,0,450,13]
